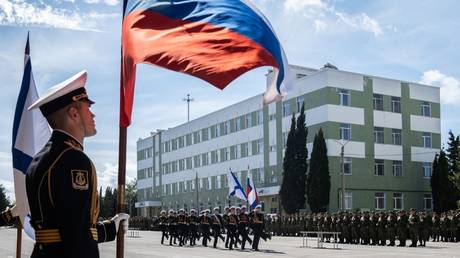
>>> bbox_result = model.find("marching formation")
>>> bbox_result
[265,209,460,247]
[154,205,271,251]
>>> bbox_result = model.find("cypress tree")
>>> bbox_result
[307,128,330,212]
[112,188,118,216]
[446,130,460,175]
[280,114,298,214]
[104,187,113,218]
[431,154,441,212]
[432,150,457,212]
[295,103,308,210]
[99,186,105,218]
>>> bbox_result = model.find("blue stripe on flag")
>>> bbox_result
[12,148,33,174]
[12,58,32,173]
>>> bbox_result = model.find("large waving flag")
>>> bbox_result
[12,34,51,238]
[120,0,292,127]
[228,170,247,201]
[246,168,259,209]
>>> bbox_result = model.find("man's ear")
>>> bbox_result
[67,106,80,121]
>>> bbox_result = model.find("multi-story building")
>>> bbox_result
[135,65,440,217]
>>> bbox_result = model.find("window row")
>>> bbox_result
[340,192,432,211]
[340,158,432,178]
[162,139,264,174]
[162,111,264,153]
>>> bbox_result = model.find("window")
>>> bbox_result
[391,97,401,113]
[235,118,241,132]
[201,153,209,166]
[256,110,263,125]
[393,193,404,210]
[178,136,185,148]
[211,150,219,164]
[422,162,432,178]
[375,192,385,210]
[179,159,185,171]
[283,101,291,117]
[223,121,230,135]
[392,129,402,145]
[373,94,383,111]
[421,102,431,117]
[186,157,192,169]
[255,139,264,155]
[340,123,351,140]
[241,143,249,157]
[245,113,252,128]
[339,89,350,106]
[201,128,209,142]
[422,132,432,148]
[392,161,403,177]
[215,125,220,138]
[235,145,241,159]
[221,148,229,162]
[374,159,385,176]
[423,194,433,210]
[172,139,178,150]
[339,192,353,210]
[342,157,352,175]
[296,96,304,112]
[374,127,384,144]
[186,134,192,146]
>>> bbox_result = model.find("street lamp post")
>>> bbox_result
[334,140,349,211]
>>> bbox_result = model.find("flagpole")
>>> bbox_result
[116,126,127,258]
[117,1,128,258]
[16,220,22,258]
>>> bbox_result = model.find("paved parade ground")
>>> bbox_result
[0,228,459,258]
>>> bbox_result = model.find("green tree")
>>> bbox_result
[280,114,298,214]
[103,186,113,218]
[125,179,138,216]
[295,103,308,210]
[99,186,105,218]
[446,130,460,174]
[431,150,457,212]
[0,184,10,211]
[307,128,330,212]
[112,188,118,215]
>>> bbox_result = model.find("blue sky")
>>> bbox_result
[0,0,459,199]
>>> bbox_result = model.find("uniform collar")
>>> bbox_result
[52,129,84,151]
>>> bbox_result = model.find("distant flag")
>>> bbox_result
[228,170,247,201]
[120,0,293,127]
[12,33,51,239]
[246,167,259,209]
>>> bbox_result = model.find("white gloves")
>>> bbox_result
[111,213,130,233]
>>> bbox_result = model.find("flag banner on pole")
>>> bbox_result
[228,170,247,201]
[12,34,51,239]
[120,0,292,127]
[246,169,259,209]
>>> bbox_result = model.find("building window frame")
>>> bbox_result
[392,160,403,177]
[375,192,386,210]
[422,132,432,148]
[391,96,401,113]
[393,192,404,210]
[339,89,350,106]
[340,123,351,140]
[373,94,384,111]
[392,129,402,145]
[422,162,432,178]
[423,194,433,210]
[421,101,431,117]
[374,127,384,144]
[374,159,385,176]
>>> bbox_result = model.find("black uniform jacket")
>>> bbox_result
[26,130,116,258]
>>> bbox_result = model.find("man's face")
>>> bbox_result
[78,101,96,137]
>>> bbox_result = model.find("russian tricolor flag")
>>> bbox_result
[121,0,292,127]
[246,170,259,209]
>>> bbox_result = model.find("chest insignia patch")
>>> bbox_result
[71,170,89,190]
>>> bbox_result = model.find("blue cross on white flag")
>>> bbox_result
[12,33,51,239]
[228,169,247,201]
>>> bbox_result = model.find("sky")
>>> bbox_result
[0,0,459,200]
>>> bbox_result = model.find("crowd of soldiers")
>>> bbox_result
[153,204,271,251]
[264,209,460,247]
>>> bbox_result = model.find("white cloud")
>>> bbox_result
[420,70,460,105]
[335,12,383,37]
[314,19,327,32]
[84,0,119,6]
[0,0,118,31]
[96,159,136,191]
[284,0,328,12]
